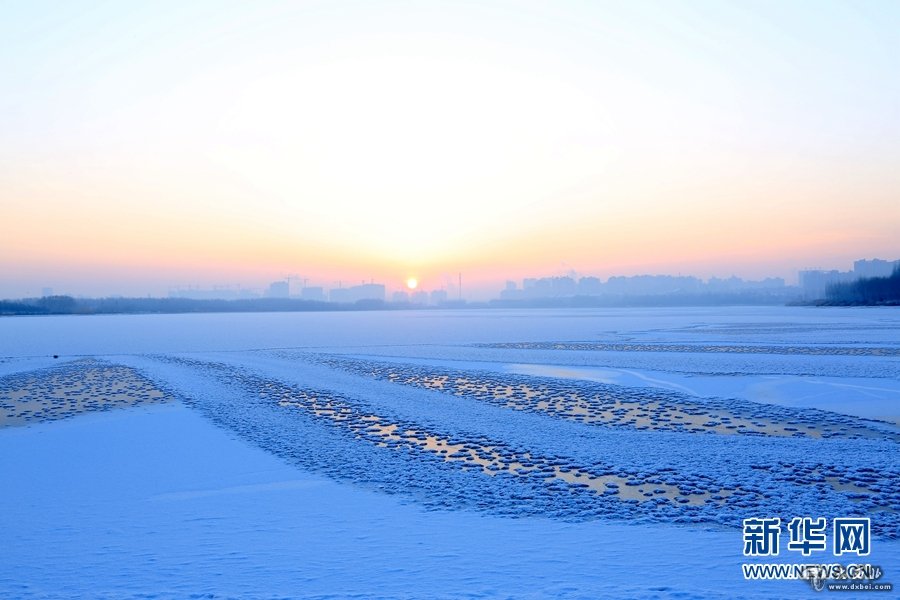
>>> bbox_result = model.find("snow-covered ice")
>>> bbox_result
[0,307,898,598]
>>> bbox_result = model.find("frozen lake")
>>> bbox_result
[1,306,898,598]
[3,305,900,356]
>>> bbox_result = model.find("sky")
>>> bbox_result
[2,0,899,299]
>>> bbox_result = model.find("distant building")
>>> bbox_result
[430,289,448,305]
[577,277,602,295]
[706,276,743,293]
[267,280,290,299]
[606,275,703,295]
[392,291,410,303]
[329,283,385,303]
[798,270,854,300]
[797,258,898,300]
[514,276,577,298]
[854,259,900,279]
[410,290,428,304]
[353,283,385,302]
[496,272,795,302]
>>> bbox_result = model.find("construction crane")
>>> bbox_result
[282,274,307,296]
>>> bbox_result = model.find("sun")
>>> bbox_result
[406,277,418,290]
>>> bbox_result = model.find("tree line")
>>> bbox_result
[825,267,900,305]
[0,295,385,315]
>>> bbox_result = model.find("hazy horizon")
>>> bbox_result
[3,1,899,300]
[7,255,898,302]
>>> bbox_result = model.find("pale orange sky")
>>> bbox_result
[2,1,899,299]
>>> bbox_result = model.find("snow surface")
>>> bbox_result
[2,306,899,357]
[0,307,898,598]
[0,403,775,599]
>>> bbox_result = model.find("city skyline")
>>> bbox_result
[15,255,898,304]
[2,1,899,299]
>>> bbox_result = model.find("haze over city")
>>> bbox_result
[2,1,899,299]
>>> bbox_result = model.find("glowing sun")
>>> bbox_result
[406,277,418,290]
